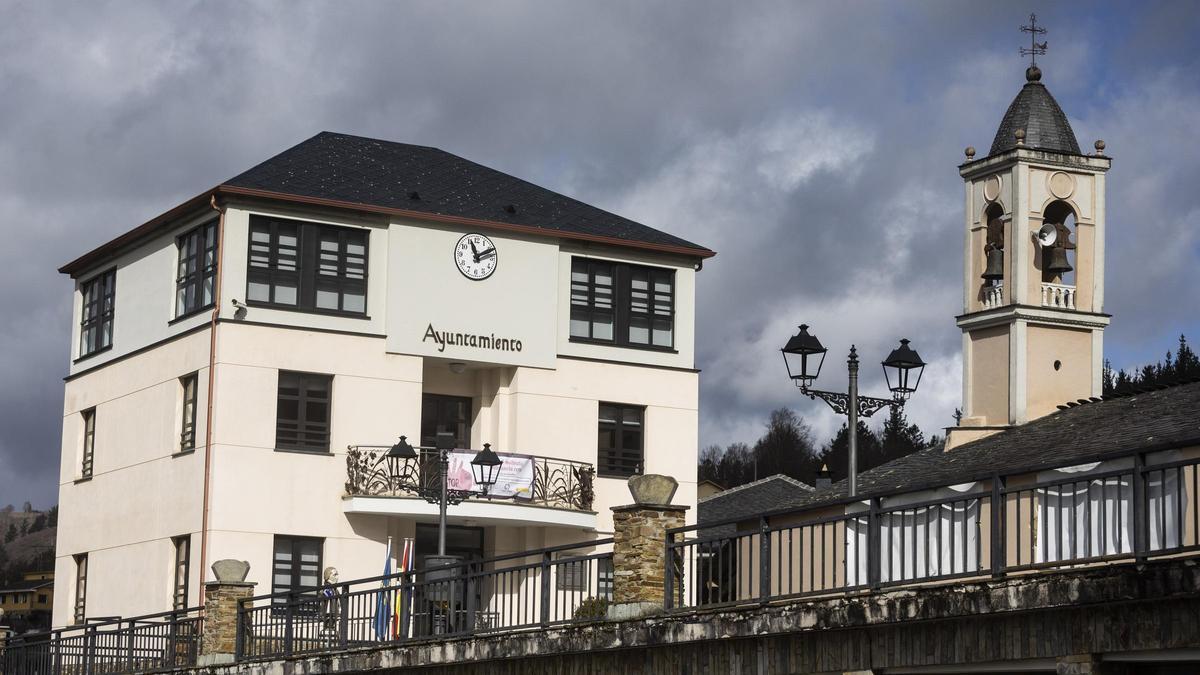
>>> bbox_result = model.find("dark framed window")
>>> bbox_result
[247,215,367,316]
[73,553,88,625]
[179,374,198,452]
[597,403,644,478]
[271,535,322,609]
[172,535,190,610]
[276,371,332,452]
[420,394,472,448]
[597,556,614,600]
[79,270,116,357]
[81,409,96,478]
[176,220,218,318]
[570,258,674,350]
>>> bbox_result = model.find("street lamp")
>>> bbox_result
[781,324,926,497]
[386,433,502,557]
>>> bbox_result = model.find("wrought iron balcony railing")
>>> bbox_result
[345,446,596,512]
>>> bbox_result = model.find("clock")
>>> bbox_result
[454,233,498,280]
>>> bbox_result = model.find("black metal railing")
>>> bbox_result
[345,446,596,511]
[667,451,1200,611]
[237,539,613,661]
[0,608,202,675]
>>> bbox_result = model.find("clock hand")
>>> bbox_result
[476,247,496,261]
[469,240,480,262]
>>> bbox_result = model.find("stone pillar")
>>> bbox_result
[608,474,688,620]
[200,559,255,666]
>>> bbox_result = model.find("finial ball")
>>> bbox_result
[1014,128,1026,145]
[1025,65,1042,82]
[965,146,976,159]
[1094,139,1106,153]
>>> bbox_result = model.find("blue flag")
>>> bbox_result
[374,539,393,639]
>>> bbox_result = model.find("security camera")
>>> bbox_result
[231,299,247,310]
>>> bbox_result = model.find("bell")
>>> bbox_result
[981,246,1004,281]
[1044,246,1073,275]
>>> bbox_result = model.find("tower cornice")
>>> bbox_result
[959,148,1111,179]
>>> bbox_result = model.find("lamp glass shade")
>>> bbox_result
[882,339,926,398]
[470,443,503,491]
[781,324,827,386]
[387,435,418,460]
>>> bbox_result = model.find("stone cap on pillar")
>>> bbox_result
[208,559,252,586]
[623,473,680,508]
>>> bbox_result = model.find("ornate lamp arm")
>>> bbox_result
[802,388,903,418]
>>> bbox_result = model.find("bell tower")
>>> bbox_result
[951,25,1111,446]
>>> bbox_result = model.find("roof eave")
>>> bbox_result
[58,185,716,277]
[216,185,716,260]
[57,189,219,278]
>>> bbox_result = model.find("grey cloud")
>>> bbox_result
[1,1,1198,507]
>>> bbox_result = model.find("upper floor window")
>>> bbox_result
[73,553,88,625]
[79,270,116,357]
[276,371,332,453]
[179,374,198,453]
[597,403,644,478]
[570,258,673,350]
[80,408,96,478]
[176,220,218,318]
[247,216,368,316]
[172,535,191,610]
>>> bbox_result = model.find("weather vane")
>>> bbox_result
[1020,13,1048,66]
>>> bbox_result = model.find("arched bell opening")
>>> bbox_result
[981,203,1005,286]
[1037,200,1076,286]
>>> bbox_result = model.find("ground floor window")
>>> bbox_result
[271,535,323,610]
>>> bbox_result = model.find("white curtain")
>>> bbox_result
[844,483,981,585]
[1034,458,1185,563]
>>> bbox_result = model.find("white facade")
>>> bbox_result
[54,192,705,627]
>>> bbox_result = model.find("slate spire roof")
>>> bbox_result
[988,66,1081,157]
[225,131,711,255]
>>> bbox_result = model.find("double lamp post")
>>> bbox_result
[781,324,927,497]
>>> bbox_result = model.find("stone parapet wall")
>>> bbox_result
[186,559,1200,675]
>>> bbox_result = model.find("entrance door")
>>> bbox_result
[420,394,472,448]
[413,524,484,635]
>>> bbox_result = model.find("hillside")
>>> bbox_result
[0,506,57,585]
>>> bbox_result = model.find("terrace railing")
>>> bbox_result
[345,446,596,511]
[667,451,1200,611]
[237,538,613,662]
[0,607,202,675]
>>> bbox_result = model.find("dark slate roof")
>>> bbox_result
[225,131,711,255]
[0,579,52,593]
[989,68,1081,157]
[767,380,1200,516]
[698,474,814,526]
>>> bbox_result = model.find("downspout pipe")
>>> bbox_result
[198,194,226,593]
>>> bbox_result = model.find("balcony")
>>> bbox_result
[1041,282,1076,309]
[343,447,597,529]
[981,283,1003,309]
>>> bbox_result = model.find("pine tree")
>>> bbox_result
[4,523,17,543]
[880,405,926,463]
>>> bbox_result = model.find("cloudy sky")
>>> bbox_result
[2,1,1198,508]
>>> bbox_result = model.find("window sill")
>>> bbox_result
[74,476,93,484]
[173,449,196,458]
[568,337,678,354]
[274,448,335,456]
[245,301,370,321]
[597,472,642,480]
[73,345,113,365]
[168,305,215,325]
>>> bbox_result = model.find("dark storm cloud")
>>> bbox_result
[1,1,1198,506]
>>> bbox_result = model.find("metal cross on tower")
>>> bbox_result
[1020,13,1048,65]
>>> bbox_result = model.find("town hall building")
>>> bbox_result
[51,133,714,626]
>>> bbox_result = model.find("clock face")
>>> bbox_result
[454,233,498,280]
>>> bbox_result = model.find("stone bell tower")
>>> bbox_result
[950,59,1111,446]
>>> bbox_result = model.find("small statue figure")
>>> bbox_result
[321,567,341,635]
